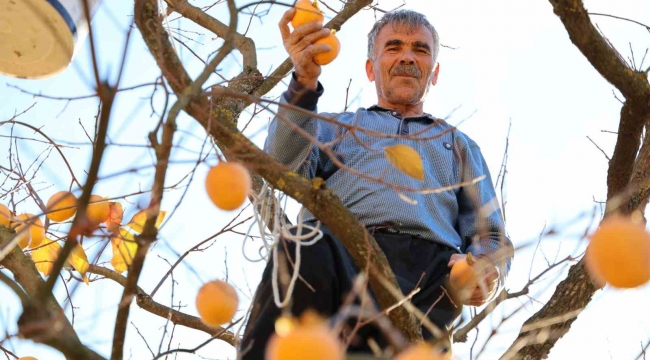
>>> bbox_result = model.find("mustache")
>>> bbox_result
[391,64,421,78]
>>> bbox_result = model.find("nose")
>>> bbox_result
[399,50,415,65]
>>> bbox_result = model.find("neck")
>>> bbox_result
[377,99,425,118]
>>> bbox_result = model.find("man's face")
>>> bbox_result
[366,24,439,106]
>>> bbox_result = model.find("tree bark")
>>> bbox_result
[507,0,650,358]
[0,227,105,360]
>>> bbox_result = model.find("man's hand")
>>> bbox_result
[279,8,332,90]
[448,254,499,306]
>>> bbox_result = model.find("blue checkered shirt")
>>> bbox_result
[264,75,513,281]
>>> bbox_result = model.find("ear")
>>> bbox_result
[365,58,375,82]
[431,63,440,86]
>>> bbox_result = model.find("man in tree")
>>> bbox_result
[241,8,514,358]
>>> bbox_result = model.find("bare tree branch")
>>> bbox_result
[506,1,650,358]
[133,0,422,342]
[86,264,237,347]
[0,227,105,360]
[110,2,240,359]
[165,0,258,69]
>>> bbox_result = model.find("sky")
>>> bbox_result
[1,0,650,359]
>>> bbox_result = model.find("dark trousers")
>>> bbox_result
[241,223,461,359]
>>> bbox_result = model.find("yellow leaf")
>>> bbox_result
[118,227,136,242]
[126,209,166,233]
[111,228,138,273]
[106,202,124,233]
[31,240,62,277]
[111,240,127,273]
[384,144,424,181]
[68,244,90,284]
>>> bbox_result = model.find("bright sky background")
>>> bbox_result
[1,0,649,359]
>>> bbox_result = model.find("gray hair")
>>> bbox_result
[367,10,440,63]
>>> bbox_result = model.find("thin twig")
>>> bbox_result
[587,135,611,160]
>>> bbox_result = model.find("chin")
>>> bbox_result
[388,91,423,104]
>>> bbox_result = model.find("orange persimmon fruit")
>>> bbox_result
[449,252,478,291]
[585,214,650,288]
[0,203,12,227]
[205,162,252,211]
[12,214,44,248]
[46,191,77,222]
[196,280,239,327]
[87,195,110,225]
[313,29,340,65]
[291,0,324,28]
[266,310,344,360]
[395,342,451,360]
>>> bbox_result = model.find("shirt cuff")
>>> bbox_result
[284,72,324,110]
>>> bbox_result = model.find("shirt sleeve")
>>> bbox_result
[456,143,514,293]
[263,73,331,179]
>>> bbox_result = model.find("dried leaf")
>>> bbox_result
[106,202,124,233]
[31,240,62,277]
[126,209,166,233]
[384,144,424,181]
[111,228,137,273]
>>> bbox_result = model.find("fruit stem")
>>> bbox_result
[466,252,475,266]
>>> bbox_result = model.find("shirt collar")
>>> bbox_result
[367,105,436,123]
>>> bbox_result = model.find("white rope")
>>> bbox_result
[271,212,322,308]
[241,181,324,308]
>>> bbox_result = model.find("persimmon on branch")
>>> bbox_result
[133,0,425,343]
[111,1,239,358]
[508,1,650,359]
[86,264,238,346]
[0,227,237,359]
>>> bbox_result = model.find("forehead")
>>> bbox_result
[375,23,434,47]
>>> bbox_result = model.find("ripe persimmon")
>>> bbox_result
[449,252,477,292]
[395,342,451,360]
[11,214,31,248]
[28,215,45,247]
[196,280,239,327]
[18,357,38,360]
[266,310,343,360]
[205,162,252,211]
[12,214,44,248]
[46,191,77,222]
[313,29,340,65]
[291,0,324,28]
[87,195,110,224]
[0,203,11,227]
[585,214,650,288]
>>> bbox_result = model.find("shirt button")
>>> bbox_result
[444,142,452,149]
[392,111,398,116]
